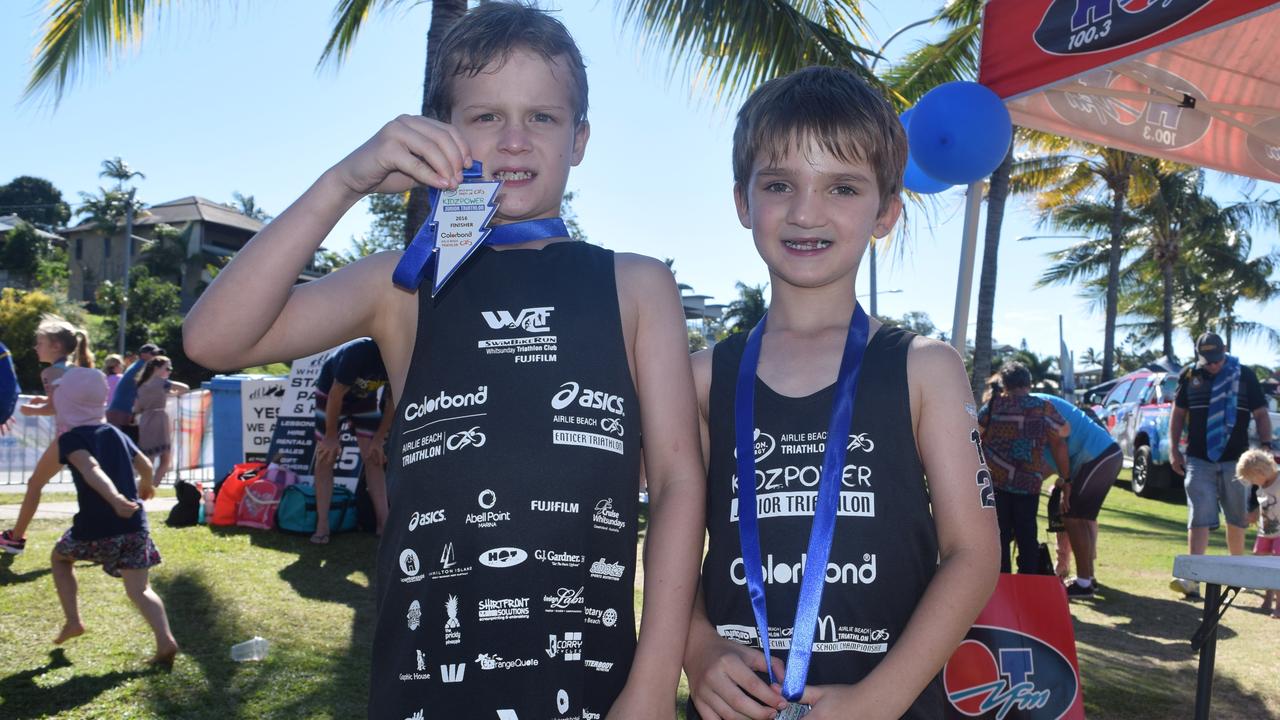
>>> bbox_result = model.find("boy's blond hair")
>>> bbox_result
[425,1,588,126]
[732,65,906,212]
[1235,447,1277,486]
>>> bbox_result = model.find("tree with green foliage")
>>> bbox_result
[0,288,89,392]
[99,156,145,190]
[94,267,181,353]
[1,220,70,292]
[75,187,146,234]
[878,310,938,338]
[0,176,71,230]
[24,0,470,245]
[1020,142,1148,382]
[1039,163,1280,360]
[618,0,879,107]
[722,281,768,335]
[231,192,272,222]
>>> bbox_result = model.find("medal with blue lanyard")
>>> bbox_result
[392,160,571,294]
[735,303,870,719]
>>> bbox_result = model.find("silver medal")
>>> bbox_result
[777,703,812,719]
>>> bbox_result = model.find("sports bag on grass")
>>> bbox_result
[236,478,283,530]
[211,461,267,527]
[276,484,357,535]
[166,480,202,528]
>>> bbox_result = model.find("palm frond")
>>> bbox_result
[318,0,388,69]
[618,0,879,107]
[26,0,168,105]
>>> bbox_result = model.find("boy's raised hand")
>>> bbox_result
[331,115,474,197]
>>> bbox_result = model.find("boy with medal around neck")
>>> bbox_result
[683,67,1000,720]
[184,4,705,717]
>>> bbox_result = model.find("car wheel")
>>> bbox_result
[1131,446,1167,498]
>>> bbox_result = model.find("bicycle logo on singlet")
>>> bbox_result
[447,426,487,451]
[600,418,624,437]
[846,433,875,453]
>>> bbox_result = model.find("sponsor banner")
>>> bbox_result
[240,378,285,463]
[943,574,1084,719]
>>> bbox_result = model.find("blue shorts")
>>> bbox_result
[1183,456,1250,530]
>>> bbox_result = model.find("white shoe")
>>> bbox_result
[1169,578,1200,598]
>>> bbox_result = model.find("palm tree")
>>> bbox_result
[617,1,880,106]
[1040,164,1280,358]
[231,192,273,222]
[1017,142,1149,382]
[25,0,469,244]
[722,281,768,335]
[883,0,1025,402]
[99,156,145,191]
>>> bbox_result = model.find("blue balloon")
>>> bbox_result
[899,109,952,194]
[907,81,1012,185]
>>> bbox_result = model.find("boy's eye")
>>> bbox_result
[531,112,556,123]
[764,182,790,193]
[833,185,858,196]
[475,113,498,122]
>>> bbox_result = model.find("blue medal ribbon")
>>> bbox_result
[734,303,870,702]
[392,160,570,292]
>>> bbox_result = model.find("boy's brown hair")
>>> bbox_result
[426,2,589,126]
[1235,448,1277,486]
[732,66,906,212]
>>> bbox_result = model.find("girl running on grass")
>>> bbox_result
[1,316,95,555]
[45,367,179,665]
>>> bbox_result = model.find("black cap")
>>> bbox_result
[138,343,163,356]
[1196,332,1226,364]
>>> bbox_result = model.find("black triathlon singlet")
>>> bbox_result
[370,242,641,720]
[697,326,944,718]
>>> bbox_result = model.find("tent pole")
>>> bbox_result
[950,180,985,353]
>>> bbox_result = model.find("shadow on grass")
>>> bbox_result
[1097,505,1189,540]
[1113,479,1187,506]
[0,648,148,720]
[143,568,269,718]
[1069,584,1278,718]
[0,553,50,585]
[1075,583,1236,646]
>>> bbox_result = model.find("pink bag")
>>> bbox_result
[235,478,283,530]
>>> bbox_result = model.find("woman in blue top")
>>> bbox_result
[1035,393,1123,597]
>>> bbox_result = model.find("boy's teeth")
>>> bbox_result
[784,239,831,249]
[495,171,532,181]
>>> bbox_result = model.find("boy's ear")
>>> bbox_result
[872,194,904,239]
[733,183,752,229]
[570,120,590,167]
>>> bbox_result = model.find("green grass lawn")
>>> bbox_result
[0,488,177,506]
[1,476,1276,719]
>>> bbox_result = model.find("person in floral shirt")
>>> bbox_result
[979,362,1070,574]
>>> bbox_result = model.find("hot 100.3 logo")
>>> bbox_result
[944,626,1078,719]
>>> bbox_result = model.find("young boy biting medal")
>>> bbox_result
[682,66,1000,720]
[184,4,704,718]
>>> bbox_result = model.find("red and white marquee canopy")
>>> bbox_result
[979,0,1280,182]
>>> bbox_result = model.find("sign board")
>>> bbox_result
[239,378,285,464]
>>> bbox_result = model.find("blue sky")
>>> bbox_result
[2,1,1278,369]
